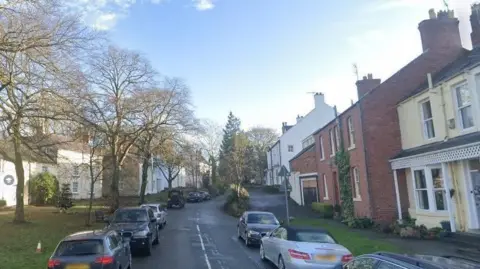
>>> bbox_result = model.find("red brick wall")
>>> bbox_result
[313,105,372,217]
[361,48,464,221]
[290,147,317,175]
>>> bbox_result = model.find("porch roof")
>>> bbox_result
[390,132,480,170]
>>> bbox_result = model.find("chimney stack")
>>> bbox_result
[356,73,381,99]
[471,4,480,48]
[418,8,461,52]
[313,92,325,109]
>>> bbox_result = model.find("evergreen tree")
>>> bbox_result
[218,112,241,179]
[57,183,74,211]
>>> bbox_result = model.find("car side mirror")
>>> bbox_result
[279,220,284,225]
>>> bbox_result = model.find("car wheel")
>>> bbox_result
[144,239,152,256]
[260,243,266,261]
[278,256,286,269]
[244,233,250,247]
[237,226,241,239]
[153,230,159,245]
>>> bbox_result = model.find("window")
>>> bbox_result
[454,83,474,129]
[288,145,294,152]
[71,181,79,193]
[431,168,446,211]
[329,129,336,156]
[302,136,314,149]
[347,117,355,148]
[319,136,324,160]
[352,167,361,199]
[323,174,329,199]
[414,169,429,210]
[334,126,340,150]
[42,166,48,172]
[73,165,80,177]
[420,100,435,139]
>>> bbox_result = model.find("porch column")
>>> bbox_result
[393,169,403,220]
[441,163,456,232]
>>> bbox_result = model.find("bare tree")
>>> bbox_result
[77,46,157,211]
[183,142,204,189]
[245,127,279,183]
[0,0,100,222]
[197,119,222,183]
[158,139,184,189]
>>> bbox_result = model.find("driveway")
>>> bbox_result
[133,195,276,269]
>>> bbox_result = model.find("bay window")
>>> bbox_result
[412,166,447,212]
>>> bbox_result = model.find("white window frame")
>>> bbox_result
[73,165,80,177]
[352,167,361,201]
[42,165,48,172]
[319,136,325,160]
[288,145,294,152]
[323,174,329,200]
[347,117,355,149]
[71,181,79,194]
[329,129,336,157]
[420,99,435,140]
[411,166,447,213]
[453,82,474,131]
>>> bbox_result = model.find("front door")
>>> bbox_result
[303,187,317,205]
[468,159,480,227]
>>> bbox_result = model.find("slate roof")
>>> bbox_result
[289,143,315,162]
[399,47,480,103]
[391,132,480,160]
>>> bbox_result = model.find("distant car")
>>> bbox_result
[237,211,280,247]
[198,191,211,201]
[167,189,185,208]
[106,207,159,256]
[187,192,202,203]
[47,229,132,269]
[342,252,480,269]
[140,203,167,229]
[260,225,352,269]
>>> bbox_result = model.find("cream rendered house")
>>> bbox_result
[390,48,480,233]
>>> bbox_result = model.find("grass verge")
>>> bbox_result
[0,207,104,269]
[291,218,402,256]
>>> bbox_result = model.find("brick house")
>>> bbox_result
[293,9,467,222]
[289,143,318,205]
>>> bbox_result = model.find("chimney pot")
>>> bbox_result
[362,76,367,80]
[418,9,461,52]
[367,73,373,79]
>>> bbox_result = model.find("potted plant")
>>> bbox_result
[439,220,452,237]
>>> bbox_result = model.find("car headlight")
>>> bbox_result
[133,229,149,237]
[248,230,260,236]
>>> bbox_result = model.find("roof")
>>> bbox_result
[400,48,476,104]
[391,132,480,160]
[289,143,315,163]
[282,225,337,243]
[63,230,108,241]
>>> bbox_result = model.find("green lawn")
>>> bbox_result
[291,218,402,256]
[0,207,104,269]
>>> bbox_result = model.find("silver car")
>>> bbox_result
[260,225,353,269]
[141,203,167,229]
[48,229,132,269]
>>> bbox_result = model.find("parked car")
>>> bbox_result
[47,229,132,269]
[140,203,167,229]
[260,225,352,269]
[106,207,159,256]
[187,192,203,203]
[341,252,480,269]
[199,191,211,200]
[167,189,185,208]
[237,211,280,247]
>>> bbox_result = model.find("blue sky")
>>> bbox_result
[76,0,475,132]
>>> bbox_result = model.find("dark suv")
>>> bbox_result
[342,252,480,269]
[106,207,159,256]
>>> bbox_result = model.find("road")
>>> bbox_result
[133,190,278,269]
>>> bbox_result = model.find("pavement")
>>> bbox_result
[132,192,277,269]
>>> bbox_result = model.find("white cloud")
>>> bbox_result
[193,0,214,11]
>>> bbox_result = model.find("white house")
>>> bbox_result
[266,93,335,185]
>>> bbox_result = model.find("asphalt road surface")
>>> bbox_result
[132,192,278,269]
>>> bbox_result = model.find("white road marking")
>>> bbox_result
[197,224,212,269]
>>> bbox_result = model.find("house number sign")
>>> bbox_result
[3,175,14,186]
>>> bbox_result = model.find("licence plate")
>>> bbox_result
[66,264,90,269]
[314,255,336,261]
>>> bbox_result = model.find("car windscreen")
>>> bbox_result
[55,240,104,257]
[247,213,278,224]
[295,231,337,244]
[147,206,158,212]
[188,192,197,196]
[112,209,148,222]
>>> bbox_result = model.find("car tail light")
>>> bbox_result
[47,259,60,268]
[288,249,311,260]
[341,254,353,263]
[95,256,114,264]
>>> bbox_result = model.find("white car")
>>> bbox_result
[260,225,353,269]
[141,203,167,229]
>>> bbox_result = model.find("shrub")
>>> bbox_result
[0,199,6,207]
[262,185,279,193]
[311,202,334,218]
[346,217,375,229]
[224,185,250,217]
[29,172,59,205]
[57,183,74,211]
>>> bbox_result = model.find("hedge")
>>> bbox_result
[0,199,6,207]
[311,202,334,219]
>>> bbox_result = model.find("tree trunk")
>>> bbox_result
[13,119,26,223]
[86,180,95,226]
[139,156,149,205]
[110,160,120,212]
